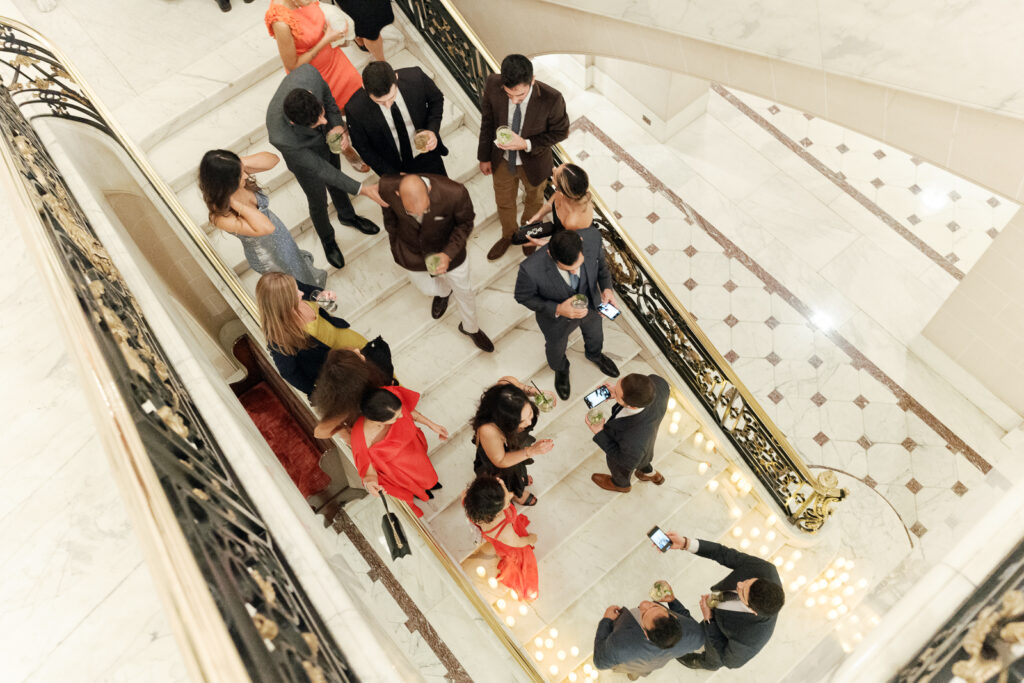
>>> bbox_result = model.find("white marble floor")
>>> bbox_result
[0,182,187,681]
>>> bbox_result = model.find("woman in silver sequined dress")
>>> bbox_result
[199,149,327,288]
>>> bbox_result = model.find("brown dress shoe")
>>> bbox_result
[431,294,450,319]
[635,469,665,485]
[591,473,631,493]
[459,323,495,352]
[487,237,512,261]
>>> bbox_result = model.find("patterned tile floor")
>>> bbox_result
[535,57,1018,561]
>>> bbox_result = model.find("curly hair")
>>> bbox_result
[470,383,537,449]
[463,475,507,525]
[310,349,390,427]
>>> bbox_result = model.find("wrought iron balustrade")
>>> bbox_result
[393,0,846,533]
[0,19,350,682]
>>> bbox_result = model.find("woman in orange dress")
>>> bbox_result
[464,475,539,602]
[266,0,368,171]
[351,386,448,517]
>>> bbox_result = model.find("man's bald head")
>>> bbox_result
[399,174,430,216]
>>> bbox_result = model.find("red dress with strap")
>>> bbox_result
[478,506,539,602]
[351,386,438,517]
[266,1,363,107]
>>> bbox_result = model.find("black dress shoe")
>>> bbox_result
[590,353,620,378]
[459,323,494,352]
[323,242,345,269]
[216,0,231,10]
[431,294,450,319]
[554,369,571,400]
[679,653,705,669]
[340,216,380,235]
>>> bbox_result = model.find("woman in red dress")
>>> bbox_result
[464,475,539,602]
[351,386,447,517]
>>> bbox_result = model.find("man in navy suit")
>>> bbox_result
[514,229,620,400]
[587,373,671,492]
[593,593,703,679]
[664,532,785,670]
[345,61,449,177]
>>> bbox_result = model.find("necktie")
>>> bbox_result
[507,102,522,172]
[569,270,580,291]
[610,403,623,419]
[390,102,413,163]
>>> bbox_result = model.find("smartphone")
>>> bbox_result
[598,302,621,320]
[648,526,672,553]
[583,385,611,409]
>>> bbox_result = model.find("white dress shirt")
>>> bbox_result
[505,85,533,162]
[377,89,421,158]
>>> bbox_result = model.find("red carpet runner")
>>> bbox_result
[238,382,329,498]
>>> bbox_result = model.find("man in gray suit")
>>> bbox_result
[594,593,703,679]
[588,373,671,492]
[513,229,619,400]
[266,64,386,269]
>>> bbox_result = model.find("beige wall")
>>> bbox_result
[924,210,1024,414]
[450,0,1024,203]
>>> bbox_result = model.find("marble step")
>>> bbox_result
[153,41,453,194]
[417,326,643,523]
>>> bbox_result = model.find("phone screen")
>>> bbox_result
[648,526,672,552]
[598,302,621,320]
[583,386,611,409]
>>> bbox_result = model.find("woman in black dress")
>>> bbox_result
[471,377,555,506]
[525,162,594,248]
[337,0,394,61]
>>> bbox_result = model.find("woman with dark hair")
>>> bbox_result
[256,272,393,397]
[471,377,555,507]
[351,386,448,516]
[336,0,394,62]
[463,475,539,601]
[310,348,393,438]
[200,149,326,287]
[525,162,594,247]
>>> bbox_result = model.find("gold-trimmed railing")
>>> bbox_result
[0,19,352,681]
[392,0,846,533]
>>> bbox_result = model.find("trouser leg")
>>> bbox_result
[580,307,605,360]
[519,168,546,225]
[406,269,451,297]
[542,318,577,372]
[492,161,521,239]
[443,260,478,333]
[295,173,336,248]
[325,157,358,224]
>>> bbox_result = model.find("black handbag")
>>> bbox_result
[379,491,411,560]
[511,220,555,245]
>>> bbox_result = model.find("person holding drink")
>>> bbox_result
[514,229,620,400]
[378,173,495,352]
[470,377,555,507]
[345,61,449,177]
[463,475,539,601]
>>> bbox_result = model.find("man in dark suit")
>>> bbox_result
[345,61,448,177]
[478,54,569,260]
[594,595,703,679]
[662,533,785,670]
[266,65,384,269]
[379,173,494,352]
[587,373,671,492]
[514,229,619,400]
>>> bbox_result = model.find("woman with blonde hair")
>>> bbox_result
[525,163,594,248]
[200,149,326,288]
[256,272,392,397]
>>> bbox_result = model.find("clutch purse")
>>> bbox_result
[380,491,411,560]
[511,220,554,246]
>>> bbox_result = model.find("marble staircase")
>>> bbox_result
[121,10,854,682]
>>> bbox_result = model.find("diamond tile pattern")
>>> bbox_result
[813,432,830,446]
[952,481,968,496]
[808,355,823,368]
[724,350,739,363]
[901,437,918,452]
[853,395,869,409]
[905,478,922,494]
[723,280,738,292]
[910,522,928,538]
[768,389,784,404]
[683,245,698,257]
[810,392,827,407]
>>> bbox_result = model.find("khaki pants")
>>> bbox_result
[492,161,546,239]
[406,260,479,333]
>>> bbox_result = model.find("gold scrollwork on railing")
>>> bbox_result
[952,590,1024,683]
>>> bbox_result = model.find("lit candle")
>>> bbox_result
[535,651,544,661]
[557,650,566,660]
[549,628,559,638]
[519,605,528,615]
[732,527,743,537]
[549,665,559,675]
[505,616,515,627]
[487,577,498,589]
[705,440,715,451]
[694,432,704,444]
[740,539,751,549]
[545,638,554,649]
[570,646,579,657]
[805,598,815,608]
[707,480,720,492]
[476,566,486,577]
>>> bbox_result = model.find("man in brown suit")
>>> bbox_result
[379,173,495,352]
[478,54,570,261]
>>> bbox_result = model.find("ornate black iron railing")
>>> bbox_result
[894,540,1024,682]
[393,0,846,532]
[0,20,352,682]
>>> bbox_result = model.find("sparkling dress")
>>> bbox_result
[235,191,326,288]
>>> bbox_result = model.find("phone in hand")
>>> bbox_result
[648,526,672,553]
[583,385,611,409]
[598,302,621,320]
